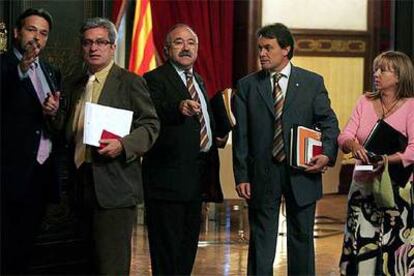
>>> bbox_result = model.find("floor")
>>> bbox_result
[130,194,348,276]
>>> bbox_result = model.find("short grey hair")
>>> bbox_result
[164,23,198,48]
[80,17,117,44]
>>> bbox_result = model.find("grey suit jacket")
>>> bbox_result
[65,64,160,208]
[233,65,339,207]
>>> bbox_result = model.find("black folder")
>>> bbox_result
[210,89,235,139]
[363,119,412,186]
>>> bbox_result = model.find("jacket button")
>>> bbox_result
[35,130,40,134]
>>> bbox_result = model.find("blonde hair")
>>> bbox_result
[366,51,414,100]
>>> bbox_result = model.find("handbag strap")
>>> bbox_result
[382,154,388,167]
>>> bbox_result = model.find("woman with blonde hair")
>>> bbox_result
[338,51,414,275]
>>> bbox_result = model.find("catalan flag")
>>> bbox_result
[129,0,157,76]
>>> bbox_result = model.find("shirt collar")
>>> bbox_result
[171,61,193,77]
[270,62,291,79]
[89,60,114,83]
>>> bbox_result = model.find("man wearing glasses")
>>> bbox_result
[142,24,225,276]
[64,17,159,275]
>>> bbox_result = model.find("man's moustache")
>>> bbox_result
[178,51,192,57]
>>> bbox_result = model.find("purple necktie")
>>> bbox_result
[28,64,51,164]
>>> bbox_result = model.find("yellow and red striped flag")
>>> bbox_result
[129,0,157,76]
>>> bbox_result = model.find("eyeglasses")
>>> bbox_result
[81,39,112,48]
[170,38,198,49]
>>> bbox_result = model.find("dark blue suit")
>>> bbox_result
[1,50,62,273]
[233,65,339,275]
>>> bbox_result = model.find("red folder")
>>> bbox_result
[312,144,323,157]
[100,129,121,149]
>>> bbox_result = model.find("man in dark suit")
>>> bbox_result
[64,17,159,275]
[143,24,225,276]
[233,23,339,275]
[1,8,63,274]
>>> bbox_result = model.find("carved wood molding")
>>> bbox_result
[0,22,7,53]
[291,29,369,57]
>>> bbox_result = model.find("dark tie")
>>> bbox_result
[272,73,286,162]
[185,70,209,150]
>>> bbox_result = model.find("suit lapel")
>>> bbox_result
[8,51,39,101]
[39,60,57,92]
[256,70,275,117]
[195,73,209,101]
[284,65,301,112]
[65,74,88,141]
[98,64,121,105]
[165,62,191,99]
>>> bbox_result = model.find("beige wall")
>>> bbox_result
[292,56,364,193]
[219,58,365,197]
[262,0,368,31]
[219,1,369,197]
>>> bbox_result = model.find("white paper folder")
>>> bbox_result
[84,102,133,147]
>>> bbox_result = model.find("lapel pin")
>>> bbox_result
[296,83,299,87]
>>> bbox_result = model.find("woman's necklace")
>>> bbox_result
[380,95,399,119]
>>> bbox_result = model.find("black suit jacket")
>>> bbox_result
[1,51,62,203]
[233,65,339,207]
[143,61,223,202]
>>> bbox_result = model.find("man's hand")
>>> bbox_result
[98,139,123,158]
[215,134,229,148]
[304,154,330,174]
[179,99,200,116]
[19,39,41,73]
[236,182,251,199]
[42,92,60,116]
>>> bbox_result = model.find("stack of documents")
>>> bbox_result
[84,102,133,147]
[290,125,322,169]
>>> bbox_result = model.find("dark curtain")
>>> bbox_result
[379,0,392,52]
[151,0,234,98]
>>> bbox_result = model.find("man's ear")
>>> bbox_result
[163,46,168,57]
[282,46,291,58]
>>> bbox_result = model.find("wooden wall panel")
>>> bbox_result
[292,56,364,194]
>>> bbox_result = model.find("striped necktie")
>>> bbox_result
[272,73,286,162]
[185,70,209,150]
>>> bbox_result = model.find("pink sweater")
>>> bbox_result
[338,95,414,170]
